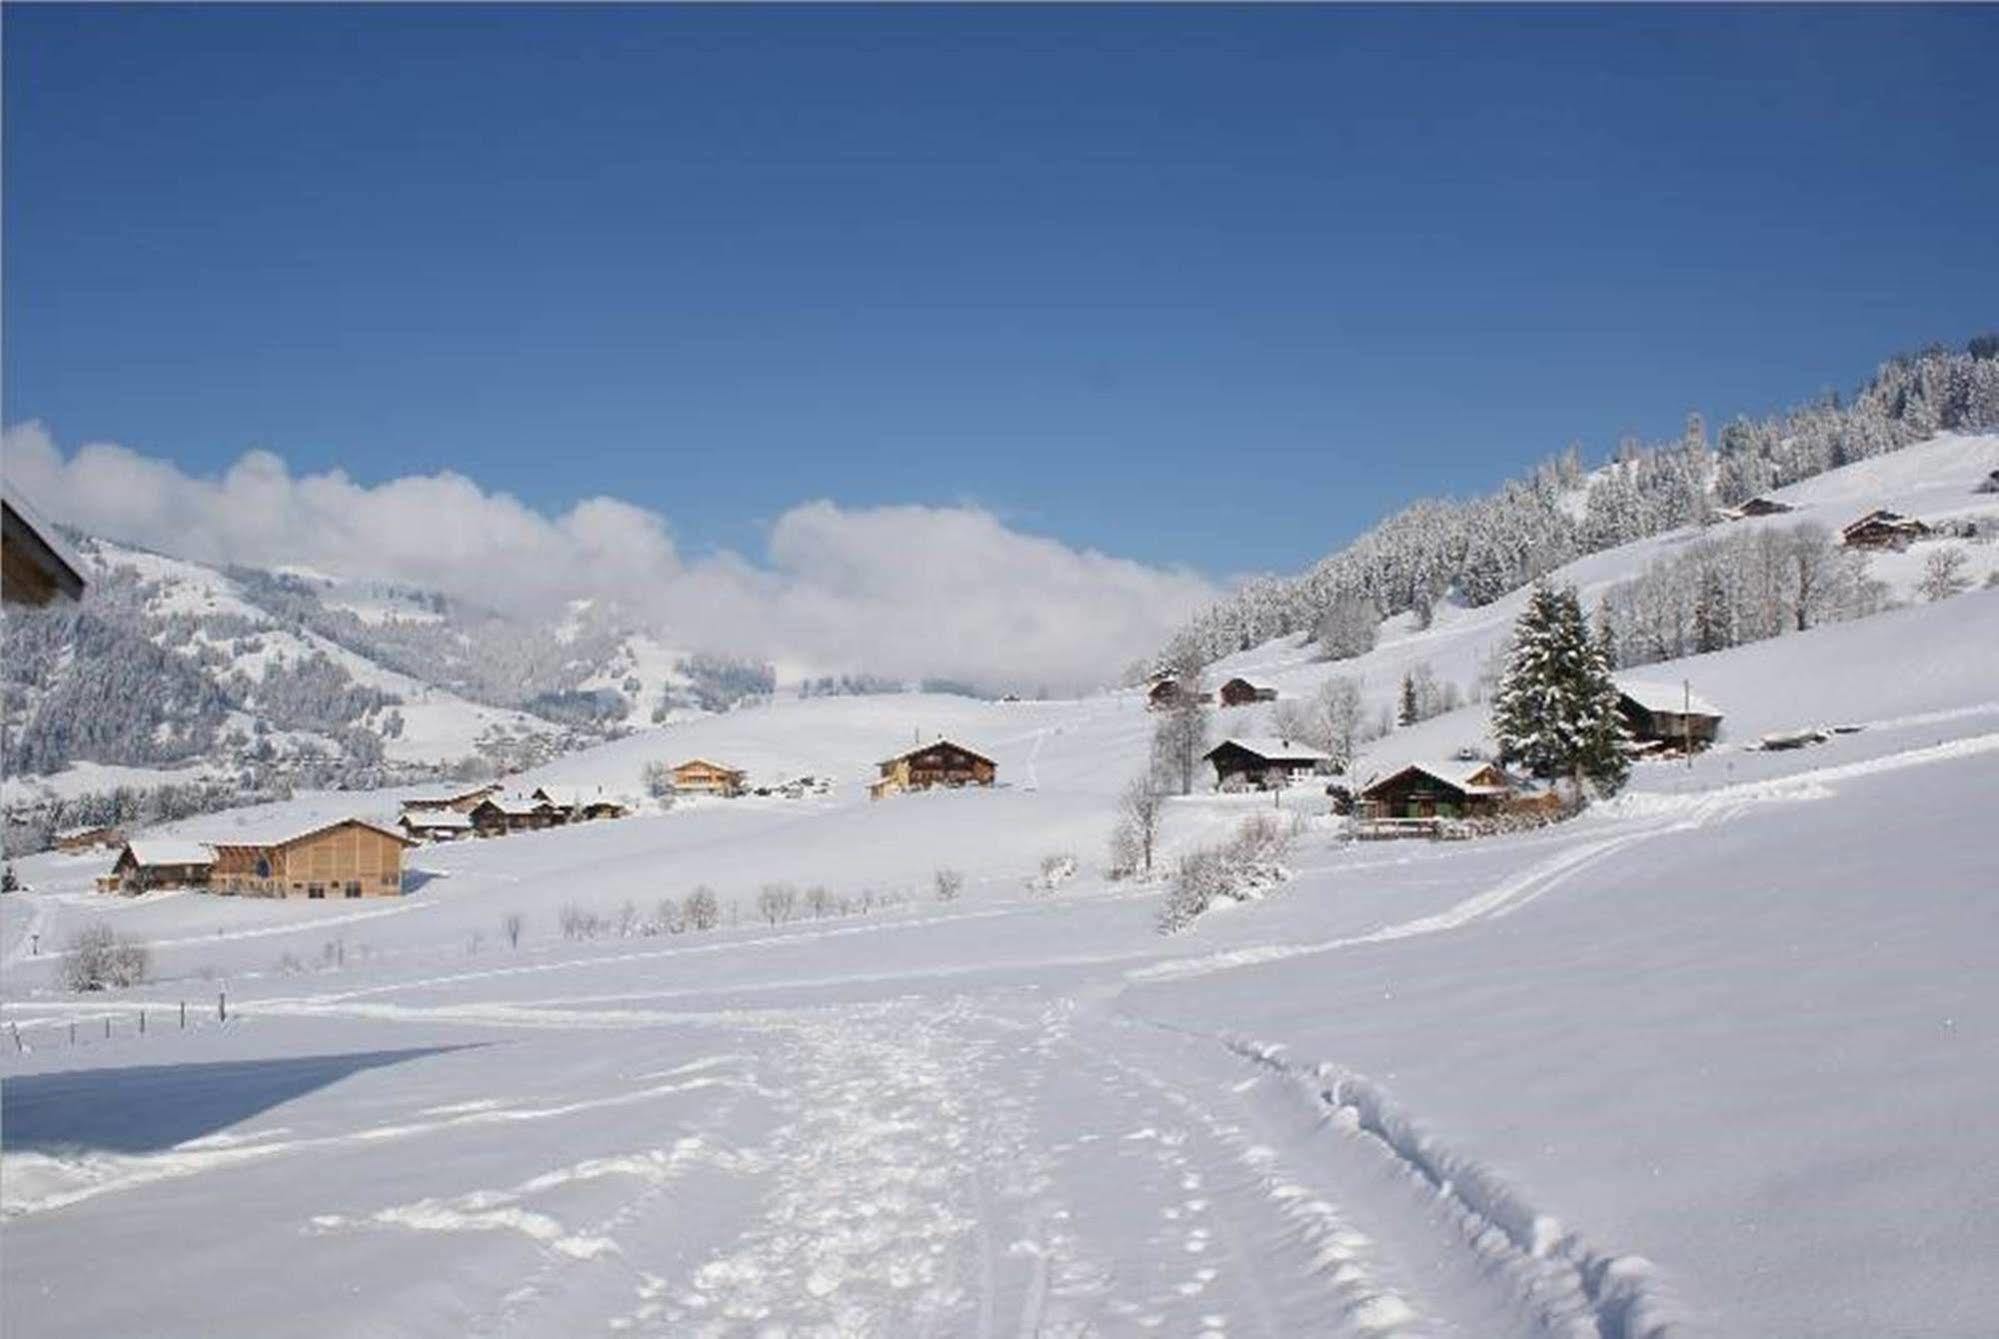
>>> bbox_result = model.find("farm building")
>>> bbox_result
[469,795,567,837]
[670,759,747,797]
[1718,495,1795,520]
[870,738,997,800]
[54,825,124,854]
[1358,760,1519,820]
[1616,680,1724,753]
[1203,737,1331,791]
[399,809,473,842]
[1,481,86,608]
[1217,677,1279,708]
[99,840,214,894]
[1977,469,1999,495]
[402,783,503,815]
[531,786,629,821]
[209,819,414,898]
[1147,679,1202,710]
[1841,509,1930,551]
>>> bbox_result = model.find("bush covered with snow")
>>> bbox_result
[1157,813,1294,934]
[61,923,150,992]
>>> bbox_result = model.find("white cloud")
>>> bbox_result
[3,421,1219,691]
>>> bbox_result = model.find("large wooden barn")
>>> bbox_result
[870,738,996,800]
[99,840,215,894]
[209,819,415,899]
[1359,760,1518,819]
[670,759,747,797]
[1203,737,1331,790]
[1615,680,1723,753]
[1217,677,1279,708]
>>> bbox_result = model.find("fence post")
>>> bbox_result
[69,1021,76,1045]
[10,1023,22,1052]
[104,1017,111,1040]
[218,990,227,1023]
[180,1000,187,1029]
[140,1009,146,1036]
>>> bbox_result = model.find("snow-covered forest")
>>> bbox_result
[1165,339,1999,666]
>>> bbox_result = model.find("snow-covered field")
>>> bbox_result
[4,441,1997,1337]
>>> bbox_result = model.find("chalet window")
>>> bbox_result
[345,882,362,899]
[255,857,271,879]
[307,884,325,899]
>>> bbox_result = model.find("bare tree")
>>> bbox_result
[62,923,149,991]
[501,912,524,949]
[1115,776,1165,879]
[683,885,720,931]
[933,868,965,902]
[1919,545,1971,601]
[1314,596,1380,661]
[757,883,798,925]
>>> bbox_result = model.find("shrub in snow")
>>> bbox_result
[933,868,965,902]
[1919,546,1971,602]
[502,912,524,949]
[558,903,604,940]
[1156,814,1295,934]
[805,885,833,918]
[616,900,638,938]
[1031,853,1078,894]
[683,886,720,931]
[62,923,150,991]
[1109,777,1165,881]
[757,883,798,925]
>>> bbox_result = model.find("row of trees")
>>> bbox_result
[1163,338,1999,672]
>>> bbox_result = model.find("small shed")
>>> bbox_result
[1217,677,1279,708]
[1841,509,1930,551]
[1615,680,1723,752]
[871,738,996,800]
[1359,760,1519,819]
[670,759,747,797]
[55,824,124,854]
[1203,737,1331,790]
[102,840,215,894]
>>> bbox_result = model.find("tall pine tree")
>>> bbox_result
[1492,584,1629,794]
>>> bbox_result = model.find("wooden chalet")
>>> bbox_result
[1203,737,1331,791]
[1,482,86,608]
[669,759,746,797]
[1217,677,1279,708]
[1841,509,1930,551]
[870,738,996,800]
[402,783,503,816]
[1615,679,1723,753]
[1147,679,1203,710]
[54,824,124,854]
[531,786,629,821]
[209,819,414,899]
[468,795,566,837]
[1976,469,1999,496]
[400,808,473,842]
[1358,760,1518,820]
[1719,495,1795,520]
[100,840,214,894]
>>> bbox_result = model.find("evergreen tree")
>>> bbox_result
[1491,584,1629,794]
[1398,673,1418,727]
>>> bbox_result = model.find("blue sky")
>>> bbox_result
[6,5,1996,577]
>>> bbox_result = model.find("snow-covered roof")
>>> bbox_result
[1616,679,1723,718]
[483,795,557,816]
[1364,760,1513,796]
[879,737,996,767]
[401,809,472,829]
[1205,737,1331,764]
[124,840,214,867]
[672,758,744,775]
[55,824,117,840]
[206,816,415,849]
[403,783,500,808]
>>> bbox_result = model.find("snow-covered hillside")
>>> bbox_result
[3,438,1996,1336]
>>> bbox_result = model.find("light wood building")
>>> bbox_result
[210,819,415,899]
[670,759,747,797]
[870,739,996,800]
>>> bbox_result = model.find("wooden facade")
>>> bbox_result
[670,759,747,797]
[400,809,473,842]
[102,843,214,894]
[1615,684,1723,752]
[403,783,503,815]
[870,739,997,800]
[531,786,629,821]
[210,819,413,899]
[1842,509,1929,551]
[468,796,565,837]
[1148,679,1201,710]
[1217,678,1278,708]
[55,825,124,854]
[1203,738,1330,791]
[1,494,86,608]
[1359,762,1515,820]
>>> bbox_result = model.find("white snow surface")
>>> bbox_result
[4,441,1998,1338]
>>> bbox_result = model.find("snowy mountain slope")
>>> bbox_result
[4,441,1998,1336]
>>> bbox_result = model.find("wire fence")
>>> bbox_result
[4,991,233,1058]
